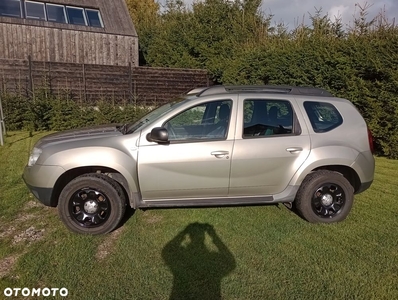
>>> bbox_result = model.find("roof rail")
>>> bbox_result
[189,85,333,97]
[186,87,210,95]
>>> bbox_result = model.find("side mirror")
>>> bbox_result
[147,127,169,143]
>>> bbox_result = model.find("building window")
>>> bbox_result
[25,1,46,20]
[0,1,104,28]
[46,3,66,23]
[86,9,103,28]
[66,6,87,26]
[0,0,22,18]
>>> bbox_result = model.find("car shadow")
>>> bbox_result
[162,223,236,300]
[117,205,136,228]
[280,202,308,222]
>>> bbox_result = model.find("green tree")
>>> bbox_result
[145,0,272,82]
[125,0,160,65]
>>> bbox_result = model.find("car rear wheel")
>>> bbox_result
[294,170,354,223]
[58,173,126,234]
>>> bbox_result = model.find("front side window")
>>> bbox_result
[86,9,103,28]
[66,6,86,26]
[164,100,232,141]
[243,99,293,137]
[25,1,46,20]
[0,0,22,18]
[46,3,66,23]
[304,101,343,133]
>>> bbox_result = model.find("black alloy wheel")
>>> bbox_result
[59,173,126,234]
[311,183,345,218]
[69,188,111,228]
[295,170,354,223]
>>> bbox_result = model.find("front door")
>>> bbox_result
[138,99,234,200]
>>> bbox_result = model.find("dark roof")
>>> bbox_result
[0,0,137,36]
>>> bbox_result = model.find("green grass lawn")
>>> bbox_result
[0,131,397,299]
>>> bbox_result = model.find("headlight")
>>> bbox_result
[28,147,42,166]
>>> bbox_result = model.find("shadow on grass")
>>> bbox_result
[117,205,136,229]
[162,223,236,300]
[3,132,41,147]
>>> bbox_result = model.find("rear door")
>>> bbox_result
[229,96,311,196]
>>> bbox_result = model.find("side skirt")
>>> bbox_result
[137,195,274,208]
[133,185,299,209]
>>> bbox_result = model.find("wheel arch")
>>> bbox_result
[311,165,361,194]
[51,166,138,208]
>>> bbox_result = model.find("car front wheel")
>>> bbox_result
[58,173,126,234]
[294,170,354,223]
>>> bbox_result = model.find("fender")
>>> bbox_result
[289,146,360,186]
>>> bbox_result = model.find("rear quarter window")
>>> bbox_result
[304,101,343,133]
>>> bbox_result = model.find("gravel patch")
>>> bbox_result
[12,226,45,245]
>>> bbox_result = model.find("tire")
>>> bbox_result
[58,173,126,235]
[294,170,354,223]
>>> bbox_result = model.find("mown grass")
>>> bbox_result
[0,131,397,299]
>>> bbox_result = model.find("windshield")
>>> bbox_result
[125,97,188,134]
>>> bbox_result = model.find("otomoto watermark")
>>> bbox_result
[3,287,68,297]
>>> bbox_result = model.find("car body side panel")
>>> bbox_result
[350,150,375,184]
[35,146,140,195]
[229,137,310,195]
[292,96,375,187]
[289,146,362,186]
[137,140,234,199]
[23,165,65,188]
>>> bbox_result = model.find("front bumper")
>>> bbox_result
[23,180,54,206]
[23,165,65,207]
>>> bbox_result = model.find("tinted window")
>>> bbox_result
[46,3,66,23]
[164,100,232,141]
[243,99,293,137]
[304,101,343,133]
[25,1,46,20]
[66,6,86,25]
[86,9,103,28]
[0,0,21,18]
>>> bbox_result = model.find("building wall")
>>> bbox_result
[0,23,138,66]
[0,0,138,66]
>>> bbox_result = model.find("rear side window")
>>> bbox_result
[304,101,343,133]
[243,99,294,137]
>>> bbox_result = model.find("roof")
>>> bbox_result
[0,0,137,36]
[188,85,334,97]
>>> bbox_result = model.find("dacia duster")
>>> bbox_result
[23,85,375,234]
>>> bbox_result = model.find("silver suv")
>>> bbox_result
[23,85,375,234]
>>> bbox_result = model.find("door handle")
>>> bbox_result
[211,151,229,158]
[286,147,303,154]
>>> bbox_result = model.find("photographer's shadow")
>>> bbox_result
[162,223,236,300]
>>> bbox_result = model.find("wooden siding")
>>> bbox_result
[0,0,137,36]
[0,59,210,104]
[0,23,138,66]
